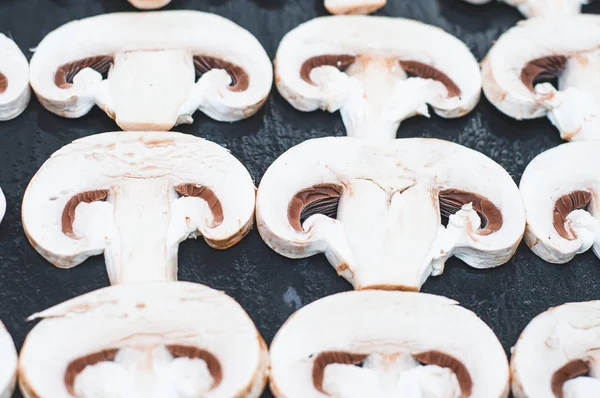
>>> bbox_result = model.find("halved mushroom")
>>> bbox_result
[511,301,600,398]
[256,137,525,291]
[270,290,510,397]
[0,321,17,398]
[22,131,255,284]
[18,282,269,398]
[128,0,171,9]
[462,0,589,18]
[324,0,386,15]
[482,15,600,141]
[0,33,30,121]
[29,11,272,131]
[275,16,481,139]
[520,141,600,263]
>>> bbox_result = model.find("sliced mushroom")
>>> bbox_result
[29,11,272,131]
[0,33,30,121]
[482,16,600,141]
[128,0,171,9]
[324,0,386,15]
[520,141,600,263]
[18,282,269,398]
[511,301,600,398]
[275,16,481,139]
[462,0,589,18]
[22,131,255,284]
[270,290,509,397]
[0,321,17,398]
[256,137,525,291]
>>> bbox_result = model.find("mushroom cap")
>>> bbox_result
[29,11,272,130]
[0,186,5,225]
[520,141,600,263]
[0,33,30,121]
[0,321,17,398]
[324,0,387,15]
[128,0,171,9]
[511,301,600,398]
[270,290,509,397]
[22,131,255,269]
[18,282,269,398]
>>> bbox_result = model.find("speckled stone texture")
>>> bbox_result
[0,1,598,397]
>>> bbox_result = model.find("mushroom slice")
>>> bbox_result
[511,301,600,398]
[270,291,509,397]
[18,282,269,398]
[324,0,386,15]
[520,141,600,263]
[462,0,589,18]
[30,11,272,131]
[0,33,30,121]
[22,131,255,284]
[256,137,525,291]
[128,0,171,9]
[482,16,600,141]
[0,321,17,398]
[275,16,481,139]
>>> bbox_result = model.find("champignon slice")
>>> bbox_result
[256,137,525,291]
[275,16,481,139]
[128,0,171,9]
[511,301,600,398]
[324,0,386,15]
[482,16,600,141]
[270,290,509,397]
[463,0,589,18]
[520,141,600,263]
[0,321,17,398]
[30,11,272,131]
[22,131,255,285]
[18,282,269,398]
[0,33,30,121]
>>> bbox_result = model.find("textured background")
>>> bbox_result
[1,0,599,396]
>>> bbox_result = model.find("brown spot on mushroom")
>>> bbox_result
[175,184,224,227]
[553,190,593,240]
[521,56,568,91]
[414,350,472,398]
[312,351,367,393]
[399,60,461,97]
[0,72,7,95]
[167,345,222,389]
[62,190,110,238]
[551,359,590,398]
[288,184,343,231]
[300,55,357,85]
[64,348,118,395]
[193,55,249,92]
[439,189,502,235]
[55,55,113,88]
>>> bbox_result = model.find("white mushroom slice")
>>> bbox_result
[0,321,17,398]
[18,282,269,398]
[256,137,525,291]
[128,0,171,9]
[270,290,509,398]
[275,16,481,139]
[0,186,5,224]
[511,301,600,398]
[22,131,255,284]
[482,16,600,141]
[520,141,600,263]
[463,0,589,18]
[0,33,30,121]
[324,0,386,15]
[30,11,272,131]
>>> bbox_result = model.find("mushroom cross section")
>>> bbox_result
[256,137,525,291]
[0,321,17,398]
[29,11,273,131]
[22,131,256,285]
[482,16,600,141]
[511,301,600,398]
[462,0,590,18]
[324,0,386,15]
[18,282,269,398]
[275,16,481,139]
[270,291,510,397]
[520,141,600,263]
[128,0,171,9]
[0,33,30,121]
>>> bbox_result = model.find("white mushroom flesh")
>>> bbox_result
[0,33,30,121]
[270,291,510,397]
[324,0,386,15]
[0,321,17,398]
[257,137,525,291]
[275,16,481,139]
[128,0,171,9]
[22,131,256,284]
[463,0,588,18]
[30,11,272,131]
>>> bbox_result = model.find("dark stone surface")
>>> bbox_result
[0,0,598,396]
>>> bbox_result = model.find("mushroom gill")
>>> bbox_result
[520,55,568,92]
[311,351,367,393]
[438,189,502,235]
[167,345,223,389]
[553,190,593,240]
[61,190,110,238]
[175,183,224,226]
[0,72,7,95]
[414,350,472,398]
[55,55,114,89]
[193,55,249,92]
[288,184,344,231]
[64,349,119,396]
[300,55,357,85]
[399,60,462,98]
[551,359,590,398]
